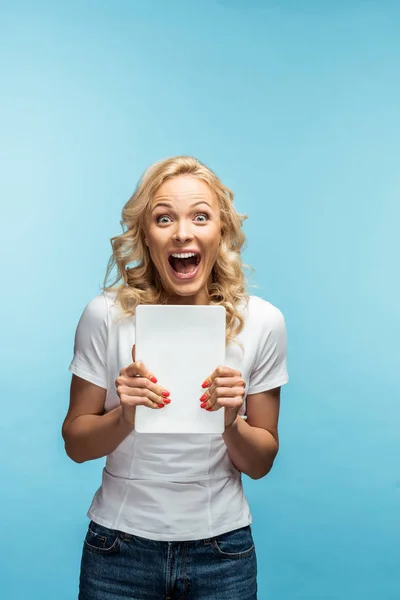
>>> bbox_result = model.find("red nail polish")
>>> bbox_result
[202,380,210,389]
[163,398,171,404]
[201,402,208,408]
[150,376,158,384]
[200,394,208,402]
[161,390,170,397]
[206,407,213,411]
[158,403,164,408]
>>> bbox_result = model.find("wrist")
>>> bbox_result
[224,414,241,434]
[118,406,135,431]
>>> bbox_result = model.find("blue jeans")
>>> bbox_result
[79,520,257,599]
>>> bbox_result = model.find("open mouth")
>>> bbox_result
[168,251,201,279]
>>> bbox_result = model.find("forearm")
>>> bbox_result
[223,417,279,480]
[63,406,134,463]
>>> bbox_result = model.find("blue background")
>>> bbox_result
[1,1,399,598]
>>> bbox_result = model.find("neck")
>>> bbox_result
[167,289,210,306]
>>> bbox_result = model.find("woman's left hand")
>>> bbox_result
[200,367,246,429]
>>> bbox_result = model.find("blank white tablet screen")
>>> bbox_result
[134,304,226,434]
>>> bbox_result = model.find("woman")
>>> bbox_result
[62,156,289,600]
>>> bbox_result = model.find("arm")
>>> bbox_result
[62,348,170,464]
[62,375,134,464]
[222,387,280,480]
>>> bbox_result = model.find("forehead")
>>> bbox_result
[153,175,218,208]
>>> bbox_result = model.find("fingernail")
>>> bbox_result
[161,390,170,397]
[158,403,164,408]
[206,407,213,411]
[202,380,210,388]
[201,402,208,409]
[150,376,158,383]
[200,394,208,402]
[163,398,171,404]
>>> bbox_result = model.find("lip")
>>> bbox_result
[167,248,201,258]
[167,249,202,281]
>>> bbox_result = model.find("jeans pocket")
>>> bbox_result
[211,526,255,559]
[83,521,121,554]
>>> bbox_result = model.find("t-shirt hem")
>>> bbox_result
[104,467,237,483]
[69,364,107,389]
[247,374,289,395]
[87,510,252,542]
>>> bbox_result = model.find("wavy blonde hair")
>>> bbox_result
[104,156,249,343]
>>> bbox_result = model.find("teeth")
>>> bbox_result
[170,252,198,259]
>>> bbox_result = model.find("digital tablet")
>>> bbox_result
[134,304,226,434]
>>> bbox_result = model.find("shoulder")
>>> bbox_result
[245,295,286,332]
[78,291,118,328]
[82,292,107,318]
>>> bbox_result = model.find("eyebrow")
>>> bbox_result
[151,200,212,211]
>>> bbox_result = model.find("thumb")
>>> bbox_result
[132,344,136,363]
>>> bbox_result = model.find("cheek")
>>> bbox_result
[203,243,220,269]
[208,232,221,255]
[146,236,168,268]
[149,246,162,264]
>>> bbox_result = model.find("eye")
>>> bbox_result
[194,213,209,223]
[156,215,172,224]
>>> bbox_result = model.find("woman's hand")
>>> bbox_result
[115,345,171,425]
[199,366,246,429]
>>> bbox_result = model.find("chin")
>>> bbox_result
[171,283,202,296]
[162,276,207,301]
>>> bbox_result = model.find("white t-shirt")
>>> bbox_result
[69,292,289,541]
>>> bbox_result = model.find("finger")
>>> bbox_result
[200,376,245,406]
[205,386,245,403]
[116,377,171,403]
[122,360,158,384]
[203,377,245,398]
[201,367,242,388]
[121,362,138,377]
[205,397,244,412]
[135,360,158,384]
[215,396,244,409]
[118,385,163,403]
[201,387,245,410]
[121,393,163,410]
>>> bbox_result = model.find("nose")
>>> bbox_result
[172,219,194,244]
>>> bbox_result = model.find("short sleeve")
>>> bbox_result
[247,305,289,395]
[69,293,108,389]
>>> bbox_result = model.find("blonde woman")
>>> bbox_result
[63,156,289,600]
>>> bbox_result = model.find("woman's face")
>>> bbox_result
[145,175,222,304]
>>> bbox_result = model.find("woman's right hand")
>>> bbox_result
[115,345,171,424]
